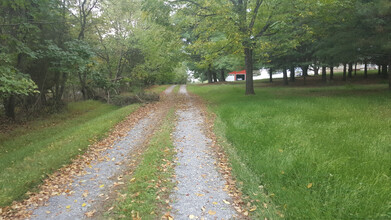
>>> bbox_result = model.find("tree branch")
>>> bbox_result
[249,0,263,30]
[86,0,98,17]
[255,14,272,38]
[170,0,209,11]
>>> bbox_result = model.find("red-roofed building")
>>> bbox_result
[226,70,246,81]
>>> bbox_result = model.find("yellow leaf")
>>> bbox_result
[189,214,196,219]
[250,206,257,212]
[278,149,283,153]
[212,202,218,205]
[208,210,216,215]
[130,178,136,182]
[66,205,71,209]
[99,184,104,188]
[223,200,230,204]
[46,211,51,214]
[82,203,86,207]
[307,183,313,188]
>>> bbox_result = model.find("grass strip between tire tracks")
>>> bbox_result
[109,108,176,219]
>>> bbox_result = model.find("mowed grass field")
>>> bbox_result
[188,83,391,219]
[0,101,139,207]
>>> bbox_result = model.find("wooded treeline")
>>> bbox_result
[170,0,390,93]
[0,0,185,119]
[1,0,390,119]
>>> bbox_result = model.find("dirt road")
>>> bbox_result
[2,85,242,220]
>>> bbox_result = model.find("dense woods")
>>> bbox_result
[0,0,185,119]
[1,0,390,118]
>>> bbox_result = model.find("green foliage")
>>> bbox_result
[189,83,391,219]
[0,53,38,99]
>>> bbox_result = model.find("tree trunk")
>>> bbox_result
[283,68,288,85]
[388,63,391,90]
[290,66,295,82]
[303,65,308,76]
[314,65,319,76]
[364,61,368,78]
[378,65,381,75]
[212,70,218,82]
[220,69,225,82]
[343,63,347,81]
[354,63,357,76]
[269,68,273,83]
[4,96,16,119]
[348,62,353,79]
[244,47,255,95]
[322,66,327,82]
[382,64,388,79]
[207,64,212,83]
[302,65,308,84]
[78,72,87,100]
[330,66,334,80]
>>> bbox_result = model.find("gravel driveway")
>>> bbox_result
[170,85,238,219]
[27,86,176,220]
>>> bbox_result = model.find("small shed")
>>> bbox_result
[226,70,246,81]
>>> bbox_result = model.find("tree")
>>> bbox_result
[0,54,38,119]
[171,0,286,94]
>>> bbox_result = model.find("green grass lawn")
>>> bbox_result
[188,83,391,219]
[0,100,139,207]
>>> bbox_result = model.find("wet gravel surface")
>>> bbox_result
[171,85,237,219]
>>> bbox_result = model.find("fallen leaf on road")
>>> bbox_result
[85,209,96,217]
[208,210,216,215]
[189,214,195,219]
[223,200,230,204]
[99,184,104,188]
[66,205,70,209]
[45,211,51,214]
[82,203,86,207]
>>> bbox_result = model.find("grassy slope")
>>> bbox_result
[0,100,139,207]
[189,84,391,219]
